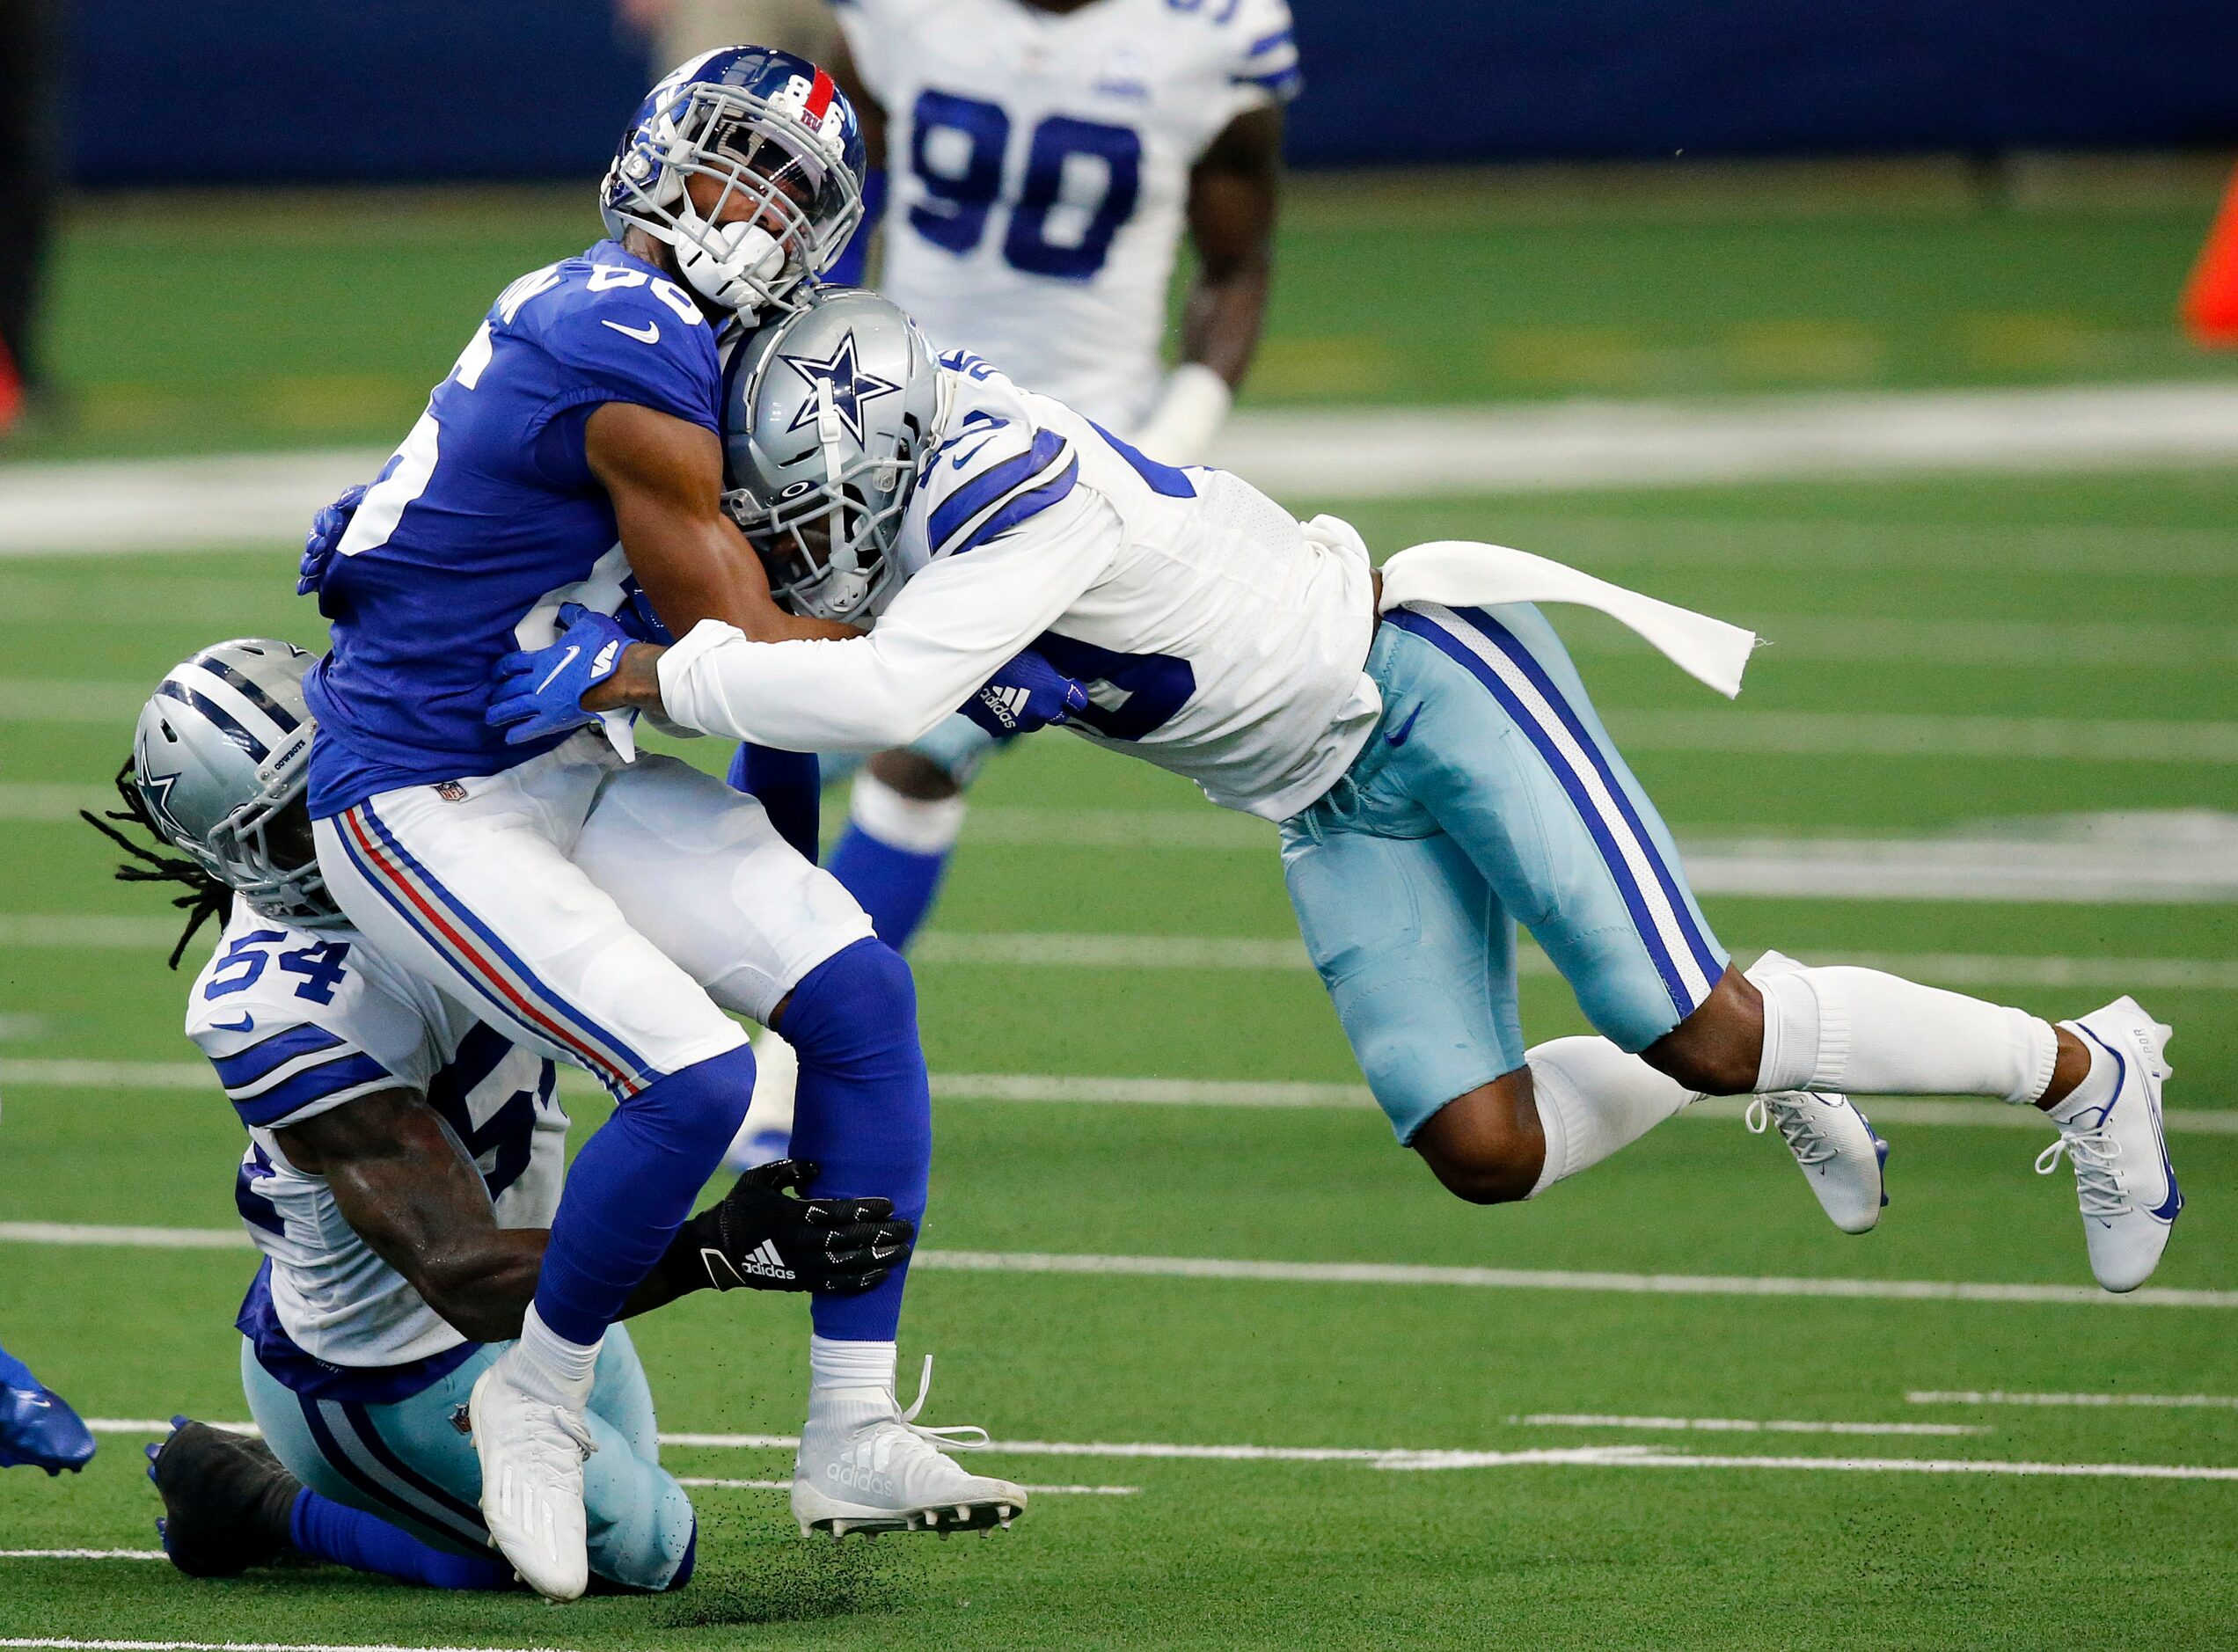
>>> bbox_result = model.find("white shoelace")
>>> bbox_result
[2037,1129,2129,1218]
[1746,1092,1839,1168]
[895,1356,991,1456]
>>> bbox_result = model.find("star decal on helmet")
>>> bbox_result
[136,770,189,841]
[779,329,901,446]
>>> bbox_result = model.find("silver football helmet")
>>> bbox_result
[129,639,340,928]
[721,289,945,620]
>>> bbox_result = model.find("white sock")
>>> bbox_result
[1525,1036,1698,1197]
[808,1334,898,1395]
[1752,961,2058,1105]
[850,771,969,856]
[515,1305,600,1407]
[2045,1027,2117,1125]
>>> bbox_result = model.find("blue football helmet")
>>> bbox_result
[602,46,867,318]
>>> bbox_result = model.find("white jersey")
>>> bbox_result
[186,899,566,1375]
[836,0,1301,430]
[660,354,1379,820]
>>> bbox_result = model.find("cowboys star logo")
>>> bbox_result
[778,330,901,446]
[136,771,191,841]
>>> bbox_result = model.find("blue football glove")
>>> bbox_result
[958,647,1090,739]
[298,483,367,609]
[486,603,635,746]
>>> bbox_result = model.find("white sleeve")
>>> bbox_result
[658,485,1123,750]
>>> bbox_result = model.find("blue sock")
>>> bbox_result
[826,822,950,952]
[779,939,932,1341]
[534,1045,757,1346]
[288,1488,513,1590]
[0,1341,37,1392]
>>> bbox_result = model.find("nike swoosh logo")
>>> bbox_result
[602,318,661,345]
[1384,705,1423,747]
[211,1015,255,1033]
[951,433,1003,470]
[535,646,581,695]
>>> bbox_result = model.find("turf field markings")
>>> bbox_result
[11,1063,2238,1135]
[0,783,110,822]
[1508,1413,1982,1436]
[0,1550,168,1561]
[1906,1391,2238,1410]
[0,1643,581,1652]
[10,1063,2238,1139]
[677,1475,1138,1495]
[1374,1447,2238,1481]
[12,1222,2233,1306]
[1605,710,2238,764]
[84,1418,259,1436]
[1584,613,2238,671]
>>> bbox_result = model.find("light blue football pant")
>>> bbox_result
[240,1324,695,1591]
[819,712,1008,792]
[1281,603,1730,1144]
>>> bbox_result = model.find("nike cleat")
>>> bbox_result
[146,1417,300,1576]
[791,1356,1028,1540]
[469,1349,596,1601]
[1745,1091,1888,1234]
[2042,998,2181,1293]
[0,1378,97,1475]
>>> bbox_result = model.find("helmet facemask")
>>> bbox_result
[610,80,863,318]
[726,380,917,620]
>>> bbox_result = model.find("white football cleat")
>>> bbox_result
[1746,1091,1888,1234]
[2040,997,2181,1293]
[723,1027,799,1173]
[468,1350,596,1601]
[791,1357,1028,1540]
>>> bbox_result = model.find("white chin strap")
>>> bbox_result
[806,378,874,618]
[674,208,786,315]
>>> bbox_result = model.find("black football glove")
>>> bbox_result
[630,1159,915,1315]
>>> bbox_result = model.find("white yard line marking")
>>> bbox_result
[1607,710,2238,764]
[0,783,109,822]
[677,1475,1137,1495]
[912,1249,2238,1309]
[1586,613,2238,671]
[0,1550,167,1561]
[10,385,2238,557]
[11,1059,2238,1135]
[11,1223,2227,1306]
[1374,1446,2238,1480]
[1488,516,2238,578]
[1907,1391,2238,1410]
[0,1643,578,1652]
[84,1419,259,1436]
[1510,1413,1981,1437]
[0,682,158,725]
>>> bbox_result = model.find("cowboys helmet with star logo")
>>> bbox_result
[722,289,943,620]
[128,640,340,928]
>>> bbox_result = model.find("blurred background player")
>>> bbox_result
[0,1338,94,1475]
[719,0,1300,1161]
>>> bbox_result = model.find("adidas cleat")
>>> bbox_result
[146,1417,301,1577]
[2042,998,2181,1293]
[0,1377,96,1476]
[1746,1091,1888,1234]
[469,1350,596,1602]
[791,1356,1027,1540]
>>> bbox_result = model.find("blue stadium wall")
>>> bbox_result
[69,0,2238,185]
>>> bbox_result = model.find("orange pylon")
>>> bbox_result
[2181,167,2238,349]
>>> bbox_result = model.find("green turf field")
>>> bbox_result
[2,170,2236,1646]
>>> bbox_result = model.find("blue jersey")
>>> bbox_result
[304,240,720,817]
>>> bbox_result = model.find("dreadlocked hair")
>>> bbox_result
[80,758,230,970]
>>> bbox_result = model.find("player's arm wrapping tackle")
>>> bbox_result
[274,1086,913,1343]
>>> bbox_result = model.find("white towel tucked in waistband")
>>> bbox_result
[1304,516,1758,698]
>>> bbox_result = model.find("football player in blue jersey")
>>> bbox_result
[292,49,1033,1597]
[91,641,925,1594]
[0,1340,95,1477]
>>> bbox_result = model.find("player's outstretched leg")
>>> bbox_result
[825,748,976,951]
[0,1340,95,1475]
[779,939,1026,1538]
[1652,963,2179,1290]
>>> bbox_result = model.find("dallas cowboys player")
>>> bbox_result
[500,290,2184,1294]
[92,640,920,1593]
[296,52,1022,1597]
[797,0,1300,989]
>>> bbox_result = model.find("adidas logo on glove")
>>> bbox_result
[702,1239,796,1288]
